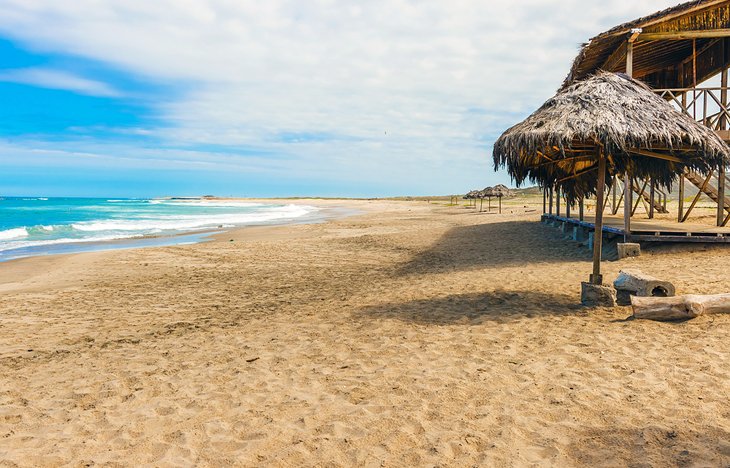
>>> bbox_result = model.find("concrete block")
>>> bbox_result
[581,282,617,307]
[572,226,586,242]
[617,242,641,260]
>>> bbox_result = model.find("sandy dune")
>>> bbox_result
[0,198,729,466]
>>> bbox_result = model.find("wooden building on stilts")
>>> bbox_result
[555,1,730,235]
[493,0,730,291]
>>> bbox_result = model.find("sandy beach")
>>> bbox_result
[1,197,729,466]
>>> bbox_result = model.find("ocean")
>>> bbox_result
[0,197,319,261]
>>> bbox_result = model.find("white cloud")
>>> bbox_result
[0,67,121,97]
[0,0,674,194]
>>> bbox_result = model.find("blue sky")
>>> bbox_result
[0,0,673,197]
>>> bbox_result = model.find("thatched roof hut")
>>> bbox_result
[493,71,730,203]
[563,0,730,89]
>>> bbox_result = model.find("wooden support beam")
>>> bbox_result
[624,170,632,242]
[549,186,554,215]
[626,41,634,77]
[556,186,561,217]
[591,151,607,285]
[638,29,730,41]
[614,179,625,215]
[632,178,649,216]
[678,173,685,222]
[612,175,618,213]
[542,188,546,214]
[602,183,612,213]
[579,197,584,221]
[649,178,655,219]
[718,164,726,226]
[681,171,714,222]
[628,149,684,163]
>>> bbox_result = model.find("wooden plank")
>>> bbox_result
[638,29,730,41]
[628,148,684,163]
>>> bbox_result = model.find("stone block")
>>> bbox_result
[617,242,641,260]
[581,282,617,307]
[572,226,586,242]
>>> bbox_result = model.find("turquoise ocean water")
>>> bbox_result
[0,197,318,261]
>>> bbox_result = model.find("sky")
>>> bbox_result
[0,0,675,197]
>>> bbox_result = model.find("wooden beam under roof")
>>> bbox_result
[638,28,730,41]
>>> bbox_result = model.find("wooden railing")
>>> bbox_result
[654,87,730,131]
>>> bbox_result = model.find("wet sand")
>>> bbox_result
[0,198,729,466]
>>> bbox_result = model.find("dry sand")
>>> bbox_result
[0,198,729,466]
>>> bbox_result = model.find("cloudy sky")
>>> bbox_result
[0,0,673,197]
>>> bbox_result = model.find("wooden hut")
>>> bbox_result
[564,0,730,226]
[494,71,730,286]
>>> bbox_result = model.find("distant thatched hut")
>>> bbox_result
[493,71,730,285]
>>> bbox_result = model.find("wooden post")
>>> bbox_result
[612,175,618,213]
[498,196,502,214]
[721,67,728,131]
[626,40,634,77]
[678,173,685,222]
[693,38,698,120]
[719,164,726,226]
[556,186,561,217]
[488,196,492,212]
[579,197,584,221]
[591,150,607,285]
[566,198,571,218]
[549,187,553,215]
[479,197,483,212]
[624,170,632,242]
[649,178,655,219]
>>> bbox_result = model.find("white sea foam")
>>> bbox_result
[0,233,142,252]
[0,227,29,240]
[72,204,314,232]
[0,203,318,256]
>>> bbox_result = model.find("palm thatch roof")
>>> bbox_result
[563,0,730,89]
[493,72,730,202]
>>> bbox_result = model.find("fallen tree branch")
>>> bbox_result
[632,293,730,321]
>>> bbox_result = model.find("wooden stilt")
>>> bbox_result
[556,186,561,217]
[649,178,655,219]
[579,197,584,221]
[678,173,685,222]
[479,198,483,212]
[498,196,502,214]
[549,187,553,215]
[591,150,607,285]
[624,169,632,242]
[718,164,726,226]
[566,198,571,218]
[612,175,618,213]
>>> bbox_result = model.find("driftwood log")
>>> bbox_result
[613,269,675,305]
[632,294,730,321]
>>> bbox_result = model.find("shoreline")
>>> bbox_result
[0,198,362,264]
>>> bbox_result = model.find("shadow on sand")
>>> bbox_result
[355,290,582,325]
[396,220,593,276]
